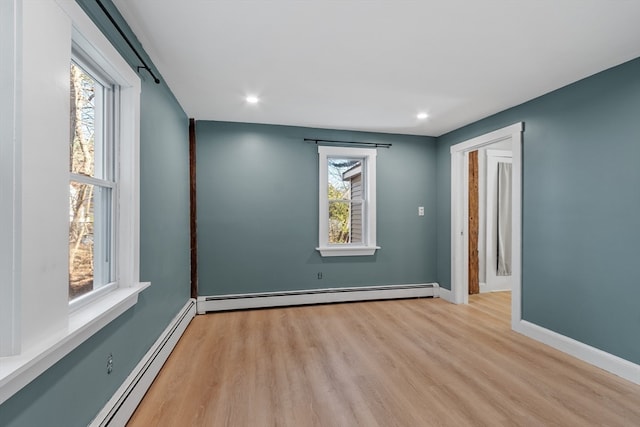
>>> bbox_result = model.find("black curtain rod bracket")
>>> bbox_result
[304,138,392,148]
[96,0,161,84]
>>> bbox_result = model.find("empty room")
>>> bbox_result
[2,0,640,426]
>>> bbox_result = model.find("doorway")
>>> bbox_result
[449,123,523,329]
[468,147,513,295]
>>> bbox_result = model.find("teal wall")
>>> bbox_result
[436,57,640,364]
[0,1,191,426]
[196,121,437,295]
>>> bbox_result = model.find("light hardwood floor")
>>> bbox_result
[128,293,640,426]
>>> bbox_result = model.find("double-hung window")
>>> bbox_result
[69,54,117,306]
[317,146,379,256]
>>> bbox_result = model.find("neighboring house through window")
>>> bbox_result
[342,162,363,243]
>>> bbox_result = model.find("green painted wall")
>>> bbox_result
[0,1,190,426]
[436,57,640,364]
[196,121,437,295]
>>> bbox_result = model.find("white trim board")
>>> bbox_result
[198,283,439,313]
[437,286,454,303]
[514,320,640,386]
[0,0,22,357]
[90,299,196,427]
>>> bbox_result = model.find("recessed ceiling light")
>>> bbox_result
[246,95,260,104]
[417,112,428,120]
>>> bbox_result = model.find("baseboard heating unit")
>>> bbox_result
[197,283,439,314]
[90,299,196,427]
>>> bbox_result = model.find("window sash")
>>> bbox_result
[69,52,118,305]
[70,57,116,182]
[326,155,366,246]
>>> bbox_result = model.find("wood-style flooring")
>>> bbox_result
[128,292,640,426]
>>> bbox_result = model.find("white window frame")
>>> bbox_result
[66,2,145,302]
[0,0,148,406]
[316,146,380,257]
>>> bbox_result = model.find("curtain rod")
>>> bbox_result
[304,138,392,148]
[95,0,161,84]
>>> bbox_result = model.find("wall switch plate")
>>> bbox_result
[418,206,425,216]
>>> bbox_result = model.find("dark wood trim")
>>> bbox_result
[468,150,480,295]
[189,118,198,299]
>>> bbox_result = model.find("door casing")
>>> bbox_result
[450,123,523,330]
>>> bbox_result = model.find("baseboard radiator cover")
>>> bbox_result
[90,299,197,427]
[197,283,439,314]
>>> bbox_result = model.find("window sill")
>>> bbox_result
[0,282,150,405]
[316,246,380,257]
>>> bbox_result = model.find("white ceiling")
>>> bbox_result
[113,0,640,137]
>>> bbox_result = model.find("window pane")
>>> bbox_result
[69,182,112,300]
[70,62,104,178]
[327,157,364,244]
[328,158,361,200]
[329,201,351,243]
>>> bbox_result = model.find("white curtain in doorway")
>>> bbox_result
[497,162,512,276]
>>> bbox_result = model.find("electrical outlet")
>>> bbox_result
[418,206,425,216]
[317,272,323,279]
[107,353,113,374]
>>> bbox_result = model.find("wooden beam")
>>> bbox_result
[468,150,479,295]
[189,118,198,299]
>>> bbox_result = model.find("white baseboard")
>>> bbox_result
[198,283,438,313]
[515,320,640,386]
[437,286,454,303]
[480,283,511,293]
[90,299,197,427]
